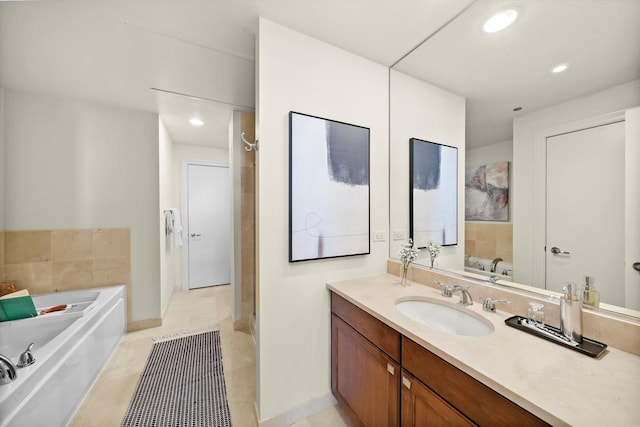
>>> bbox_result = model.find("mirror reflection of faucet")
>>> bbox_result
[490,258,503,273]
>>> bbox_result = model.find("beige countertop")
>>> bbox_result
[327,274,640,427]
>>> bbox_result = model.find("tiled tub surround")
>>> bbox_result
[328,273,640,426]
[465,222,512,262]
[2,228,132,323]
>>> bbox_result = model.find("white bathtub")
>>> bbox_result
[0,285,126,427]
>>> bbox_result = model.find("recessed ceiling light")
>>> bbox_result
[483,9,518,33]
[189,118,204,126]
[550,63,569,74]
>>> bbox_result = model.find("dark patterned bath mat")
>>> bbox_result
[121,330,232,427]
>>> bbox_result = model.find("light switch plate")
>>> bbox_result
[373,231,386,242]
[393,230,405,241]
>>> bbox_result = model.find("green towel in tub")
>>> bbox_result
[0,295,38,321]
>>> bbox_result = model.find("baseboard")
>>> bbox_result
[258,392,337,427]
[127,317,162,332]
[233,318,250,332]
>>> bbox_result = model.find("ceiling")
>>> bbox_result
[1,0,638,149]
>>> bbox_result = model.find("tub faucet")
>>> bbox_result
[17,343,35,368]
[0,354,17,385]
[490,258,503,273]
[451,285,473,306]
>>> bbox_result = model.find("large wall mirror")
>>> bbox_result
[389,0,640,315]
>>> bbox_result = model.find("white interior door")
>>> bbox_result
[187,163,230,289]
[546,121,625,305]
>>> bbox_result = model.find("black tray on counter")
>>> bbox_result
[504,315,608,358]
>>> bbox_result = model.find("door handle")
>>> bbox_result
[190,233,202,238]
[633,262,640,272]
[550,246,570,255]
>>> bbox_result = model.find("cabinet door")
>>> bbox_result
[401,371,475,427]
[332,314,400,427]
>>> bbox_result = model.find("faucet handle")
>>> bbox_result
[17,343,35,368]
[434,280,453,297]
[483,297,511,312]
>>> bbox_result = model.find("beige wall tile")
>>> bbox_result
[465,222,513,262]
[496,241,513,263]
[52,260,94,291]
[477,240,497,259]
[51,229,94,261]
[3,262,53,294]
[241,166,255,194]
[476,223,497,242]
[93,257,131,287]
[5,230,51,263]
[465,222,477,238]
[241,196,255,222]
[496,223,513,241]
[94,228,130,258]
[465,240,476,256]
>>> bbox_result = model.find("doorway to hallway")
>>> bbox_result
[183,162,231,289]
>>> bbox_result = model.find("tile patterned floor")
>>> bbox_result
[70,285,350,427]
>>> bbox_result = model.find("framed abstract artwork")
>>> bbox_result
[289,112,370,262]
[409,138,458,248]
[465,162,509,221]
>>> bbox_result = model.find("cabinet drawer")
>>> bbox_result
[401,370,475,427]
[331,292,400,362]
[402,337,548,426]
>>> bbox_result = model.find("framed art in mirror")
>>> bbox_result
[465,161,509,221]
[289,112,370,262]
[409,138,458,248]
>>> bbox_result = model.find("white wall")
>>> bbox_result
[0,89,5,280]
[159,118,177,314]
[513,80,640,287]
[466,140,512,168]
[171,143,229,290]
[257,18,389,421]
[3,89,161,322]
[0,89,5,231]
[625,107,640,310]
[389,70,466,269]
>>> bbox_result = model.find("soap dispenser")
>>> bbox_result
[560,282,583,343]
[581,275,600,308]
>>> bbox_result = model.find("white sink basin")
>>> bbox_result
[396,298,494,336]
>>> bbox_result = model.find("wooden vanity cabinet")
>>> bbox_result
[330,292,548,427]
[331,293,401,426]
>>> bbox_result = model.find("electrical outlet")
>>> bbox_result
[373,231,386,242]
[393,230,405,241]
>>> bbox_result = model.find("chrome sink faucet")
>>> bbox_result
[451,285,473,306]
